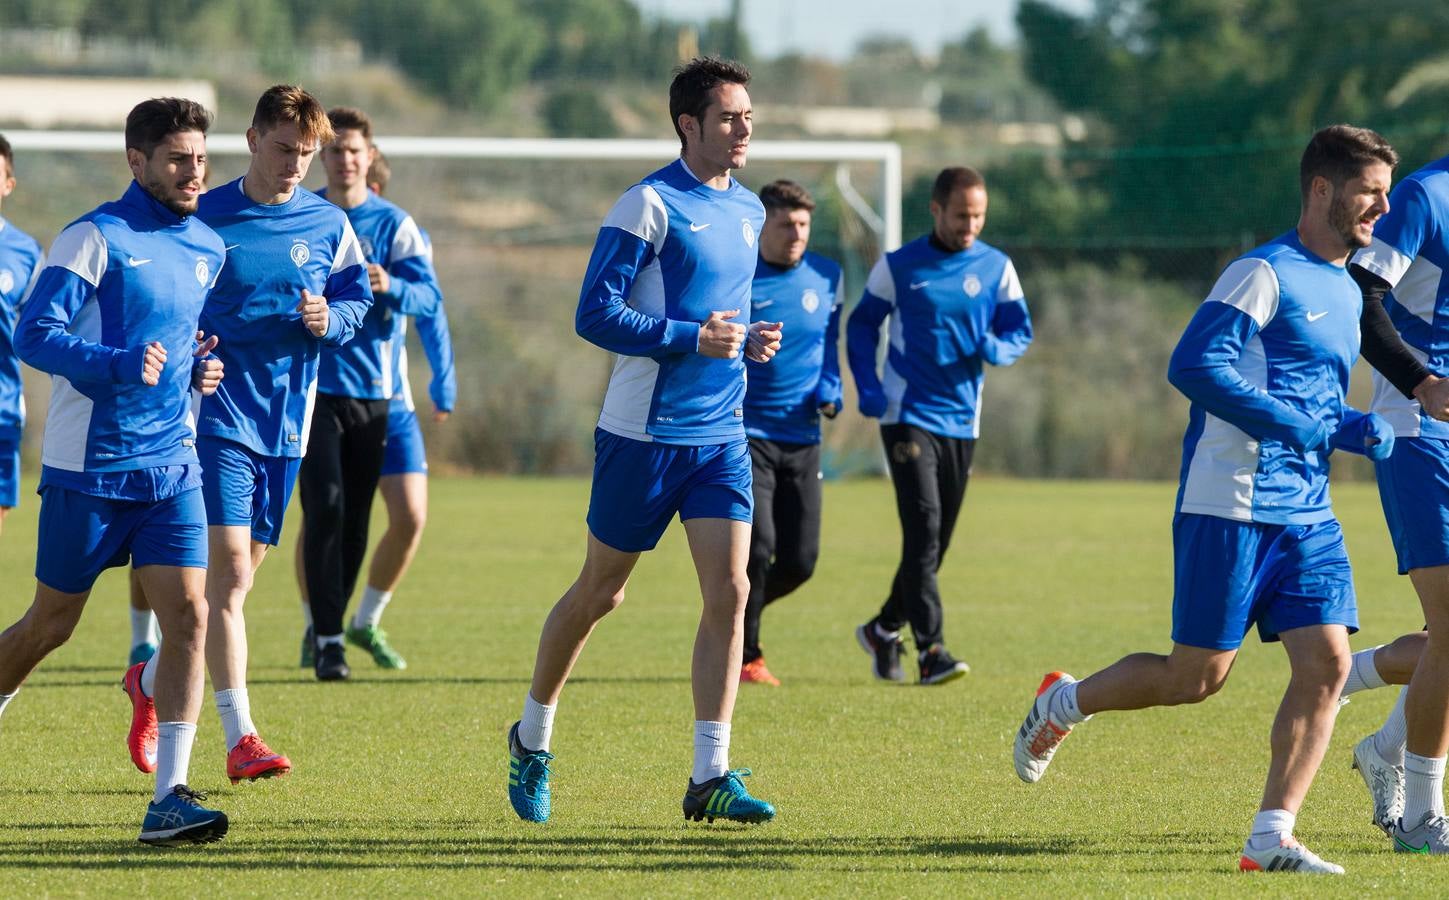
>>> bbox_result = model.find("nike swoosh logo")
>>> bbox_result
[224,244,240,251]
[689,222,711,232]
[909,281,930,290]
[754,300,775,309]
[1306,310,1329,322]
[128,257,153,267]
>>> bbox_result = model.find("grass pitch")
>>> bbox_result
[0,474,1446,896]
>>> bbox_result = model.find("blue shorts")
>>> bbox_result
[1171,513,1358,650]
[197,436,302,546]
[35,485,207,593]
[381,407,428,476]
[586,429,752,553]
[0,436,18,508]
[1376,437,1449,574]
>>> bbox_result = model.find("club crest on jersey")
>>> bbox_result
[359,237,375,261]
[801,289,820,313]
[194,258,210,285]
[741,219,755,247]
[962,274,982,297]
[0,270,12,296]
[290,240,311,267]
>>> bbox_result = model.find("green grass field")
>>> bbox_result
[1,474,1446,896]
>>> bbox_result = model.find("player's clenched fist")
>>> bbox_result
[746,320,783,363]
[191,330,224,396]
[297,288,330,337]
[141,341,167,386]
[699,309,746,359]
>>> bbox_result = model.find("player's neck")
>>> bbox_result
[1295,218,1350,267]
[679,152,730,191]
[242,171,295,206]
[328,181,370,209]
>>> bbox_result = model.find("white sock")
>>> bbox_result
[140,644,160,698]
[518,693,556,753]
[317,633,344,648]
[0,690,15,720]
[692,720,731,784]
[1341,645,1388,697]
[214,688,256,752]
[130,608,160,649]
[153,721,197,804]
[300,602,313,629]
[1376,687,1409,766]
[1246,808,1295,850]
[1050,680,1089,727]
[1404,751,1447,825]
[352,586,393,630]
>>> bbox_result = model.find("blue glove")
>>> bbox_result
[858,390,886,418]
[1330,410,1395,461]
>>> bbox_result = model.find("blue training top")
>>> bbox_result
[577,159,765,446]
[743,250,842,444]
[0,216,44,441]
[195,177,373,458]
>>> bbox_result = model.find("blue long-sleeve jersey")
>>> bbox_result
[743,251,842,444]
[17,181,224,497]
[392,303,457,415]
[316,188,442,400]
[846,235,1031,439]
[578,159,765,446]
[195,178,373,458]
[1353,156,1449,440]
[0,217,44,440]
[1171,231,1362,525]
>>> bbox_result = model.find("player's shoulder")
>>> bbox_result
[800,250,842,282]
[197,178,246,216]
[0,220,43,258]
[886,234,933,267]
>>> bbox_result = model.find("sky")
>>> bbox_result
[632,0,1094,61]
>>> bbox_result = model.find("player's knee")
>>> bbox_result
[28,611,78,652]
[774,550,818,589]
[1166,668,1228,705]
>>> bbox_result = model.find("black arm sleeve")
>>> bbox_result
[1354,263,1431,399]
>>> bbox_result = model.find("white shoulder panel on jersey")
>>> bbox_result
[602,184,668,253]
[19,251,45,306]
[48,222,107,288]
[1205,257,1280,328]
[390,216,429,263]
[864,255,895,304]
[999,259,1025,301]
[1352,236,1414,287]
[832,272,845,309]
[331,216,367,274]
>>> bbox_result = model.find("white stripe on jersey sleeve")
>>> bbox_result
[1352,236,1415,287]
[864,255,895,304]
[832,271,844,309]
[47,222,107,288]
[998,259,1025,301]
[331,216,367,274]
[602,184,668,253]
[390,216,429,263]
[1204,257,1279,328]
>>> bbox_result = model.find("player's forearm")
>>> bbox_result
[383,260,442,317]
[1355,264,1432,398]
[576,301,697,357]
[1168,362,1327,450]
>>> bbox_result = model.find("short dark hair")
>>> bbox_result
[124,98,212,158]
[367,149,391,195]
[327,106,372,142]
[252,84,333,144]
[760,179,815,213]
[931,166,986,206]
[1300,124,1398,199]
[0,133,12,178]
[669,57,751,151]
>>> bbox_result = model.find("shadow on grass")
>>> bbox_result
[0,824,1235,874]
[28,674,689,689]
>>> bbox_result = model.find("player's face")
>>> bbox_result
[322,129,375,189]
[760,206,811,266]
[930,185,989,252]
[247,120,319,197]
[127,129,207,217]
[684,83,752,173]
[1328,162,1392,250]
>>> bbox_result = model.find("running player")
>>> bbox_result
[1012,124,1399,875]
[847,166,1032,685]
[123,85,373,786]
[0,98,229,845]
[506,57,782,826]
[738,179,841,687]
[295,108,441,677]
[0,134,44,539]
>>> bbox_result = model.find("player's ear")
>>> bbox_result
[125,147,147,181]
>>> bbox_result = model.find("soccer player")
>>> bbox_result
[0,134,44,538]
[506,57,782,826]
[1329,146,1449,852]
[293,108,441,676]
[0,98,229,845]
[123,85,372,785]
[738,179,842,687]
[1012,124,1400,875]
[846,166,1031,685]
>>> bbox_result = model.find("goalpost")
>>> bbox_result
[5,132,903,250]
